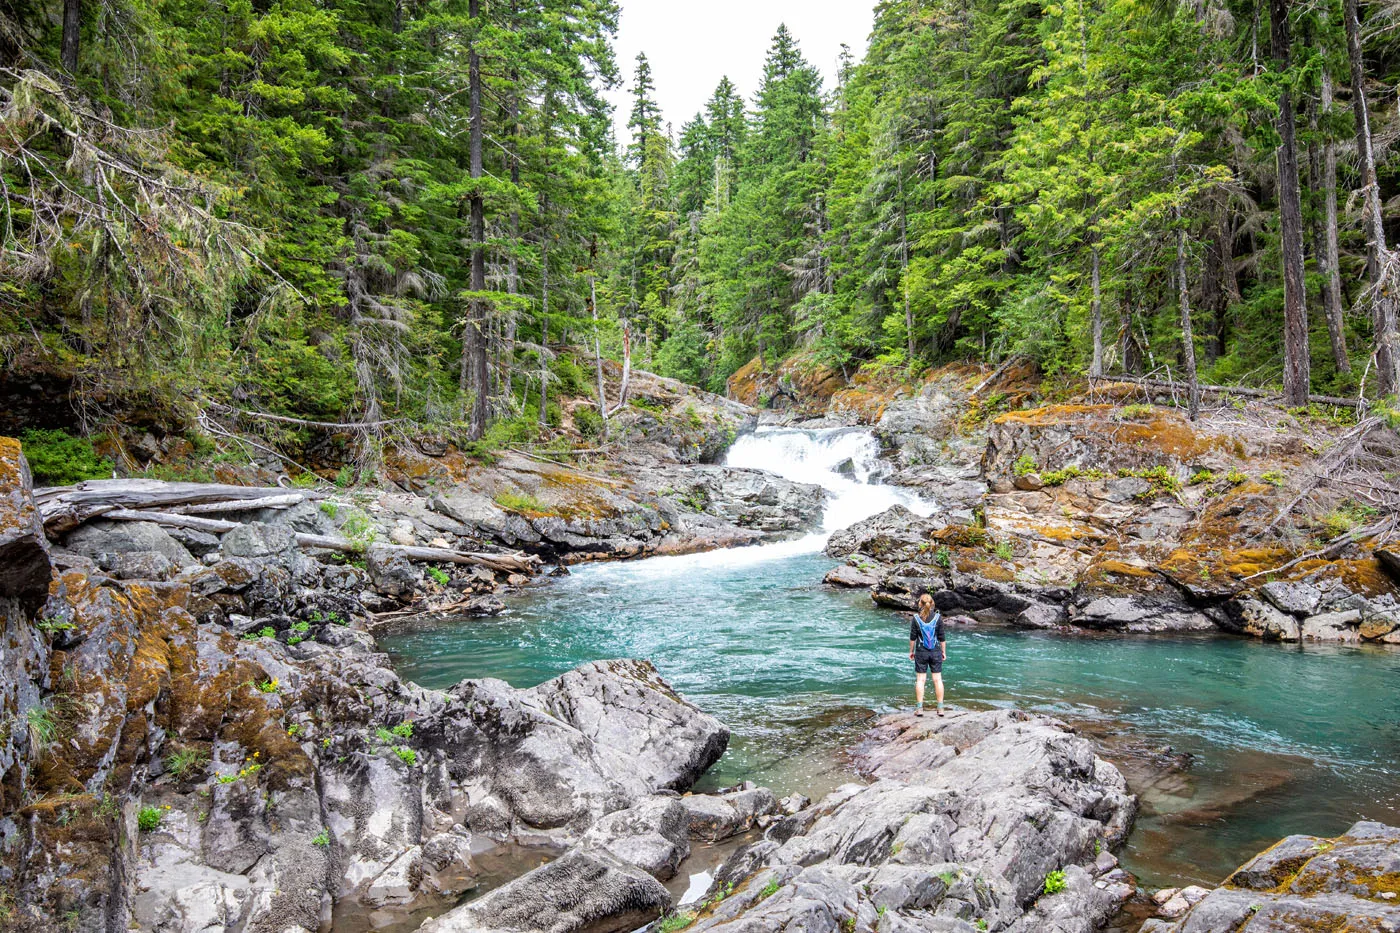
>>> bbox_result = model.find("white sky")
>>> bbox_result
[604,0,876,147]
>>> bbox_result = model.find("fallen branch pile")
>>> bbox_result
[36,479,539,574]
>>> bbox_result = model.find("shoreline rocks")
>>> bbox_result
[1142,821,1400,931]
[668,708,1137,933]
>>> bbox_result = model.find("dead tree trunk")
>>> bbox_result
[1271,0,1312,407]
[1176,219,1201,420]
[61,0,80,73]
[1090,243,1104,377]
[1318,68,1351,373]
[1343,0,1400,396]
[464,0,490,438]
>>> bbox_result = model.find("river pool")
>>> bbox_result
[380,429,1400,888]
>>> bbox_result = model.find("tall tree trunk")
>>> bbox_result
[898,163,914,371]
[1090,243,1103,377]
[538,233,549,428]
[61,0,80,73]
[1270,0,1311,406]
[1319,70,1350,373]
[1343,0,1400,396]
[463,0,489,438]
[1176,216,1200,420]
[590,268,608,430]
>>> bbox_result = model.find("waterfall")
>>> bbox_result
[725,427,934,538]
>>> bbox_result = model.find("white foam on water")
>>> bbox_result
[725,426,934,534]
[571,427,934,582]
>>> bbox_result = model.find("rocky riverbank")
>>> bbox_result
[3,435,1149,933]
[816,364,1400,646]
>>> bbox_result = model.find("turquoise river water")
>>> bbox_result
[380,429,1400,889]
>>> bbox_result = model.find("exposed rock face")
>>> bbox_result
[1142,821,1400,932]
[63,518,196,568]
[676,709,1136,933]
[0,437,51,613]
[839,400,1400,643]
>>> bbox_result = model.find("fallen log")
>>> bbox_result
[95,509,539,574]
[174,494,306,514]
[36,480,312,534]
[1089,375,1365,409]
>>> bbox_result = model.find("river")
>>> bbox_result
[381,427,1400,889]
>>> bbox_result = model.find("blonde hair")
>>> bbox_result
[917,593,935,621]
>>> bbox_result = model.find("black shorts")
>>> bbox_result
[914,653,943,674]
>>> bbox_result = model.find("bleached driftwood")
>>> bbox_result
[93,509,539,574]
[36,480,310,533]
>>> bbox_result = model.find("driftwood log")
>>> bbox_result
[91,509,539,574]
[38,480,539,575]
[1089,375,1365,409]
[35,480,314,534]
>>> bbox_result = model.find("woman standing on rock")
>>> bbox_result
[909,593,947,716]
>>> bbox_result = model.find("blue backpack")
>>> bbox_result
[916,612,941,651]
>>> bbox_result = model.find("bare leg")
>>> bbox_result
[933,673,945,713]
[915,671,927,710]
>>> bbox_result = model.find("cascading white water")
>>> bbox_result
[725,427,934,538]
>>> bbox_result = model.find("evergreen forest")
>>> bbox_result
[6,0,1400,457]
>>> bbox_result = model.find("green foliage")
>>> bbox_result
[391,721,414,739]
[137,806,164,832]
[496,491,546,513]
[655,913,696,933]
[574,406,604,440]
[1226,469,1248,485]
[426,567,450,585]
[35,617,75,635]
[1012,454,1038,477]
[165,747,209,780]
[1043,870,1067,895]
[1040,465,1108,487]
[1189,470,1216,485]
[393,746,417,766]
[19,430,113,486]
[1120,404,1154,420]
[1116,466,1182,497]
[933,546,952,569]
[759,877,781,899]
[991,540,1015,561]
[312,830,331,847]
[1260,470,1286,487]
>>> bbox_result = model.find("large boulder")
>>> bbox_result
[417,847,671,933]
[825,504,945,561]
[0,437,52,613]
[62,518,194,568]
[1142,821,1400,932]
[681,709,1135,933]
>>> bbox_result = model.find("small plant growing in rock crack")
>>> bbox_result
[975,920,989,931]
[1120,403,1154,420]
[312,830,330,847]
[934,546,952,569]
[137,806,163,832]
[311,610,348,626]
[1225,468,1247,485]
[759,877,780,899]
[426,566,451,585]
[841,917,857,933]
[391,721,413,739]
[938,870,958,885]
[247,678,279,694]
[655,911,696,933]
[291,620,310,634]
[1093,838,1102,856]
[394,746,417,766]
[1012,454,1038,477]
[1189,469,1216,485]
[35,617,75,635]
[288,636,304,645]
[991,540,1014,561]
[286,724,302,737]
[1043,869,1067,895]
[1260,469,1286,487]
[166,747,209,780]
[318,500,339,518]
[241,626,277,641]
